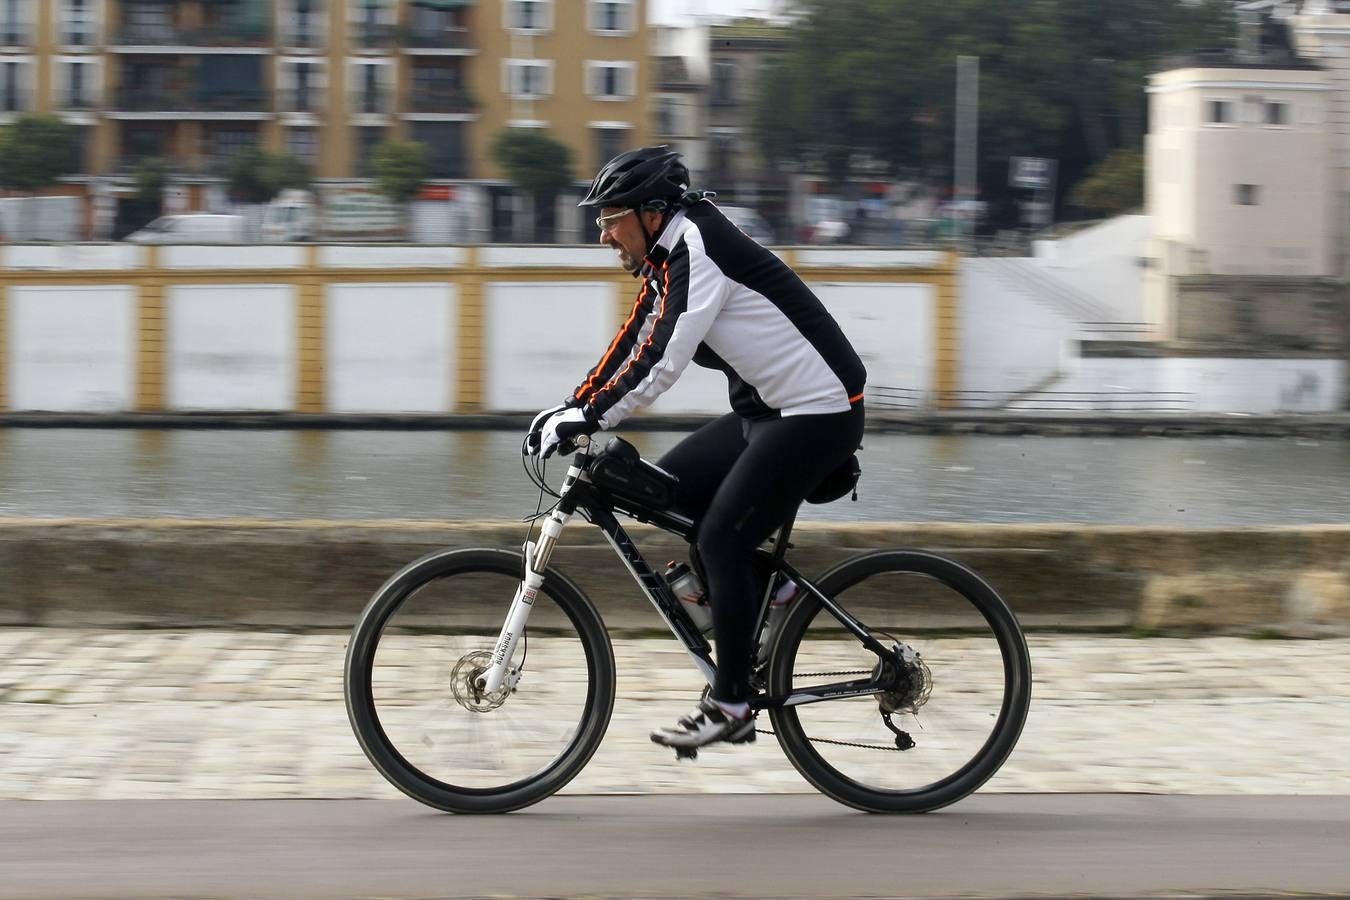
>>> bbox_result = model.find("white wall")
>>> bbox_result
[7,285,137,411]
[327,283,457,413]
[1033,215,1151,323]
[484,282,618,412]
[812,282,935,400]
[960,261,1078,398]
[1055,356,1345,414]
[166,285,296,410]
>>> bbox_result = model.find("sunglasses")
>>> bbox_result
[594,209,634,232]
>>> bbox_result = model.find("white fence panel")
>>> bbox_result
[166,285,296,410]
[327,283,457,413]
[8,285,137,411]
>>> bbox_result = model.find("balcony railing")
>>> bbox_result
[278,29,324,48]
[406,24,472,50]
[409,87,475,114]
[59,95,100,111]
[114,87,267,113]
[114,22,271,47]
[352,24,399,50]
[280,90,325,114]
[352,92,392,115]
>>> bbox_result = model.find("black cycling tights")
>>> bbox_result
[657,403,865,703]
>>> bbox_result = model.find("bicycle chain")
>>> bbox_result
[754,669,905,752]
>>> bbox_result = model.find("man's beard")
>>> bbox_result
[618,247,641,274]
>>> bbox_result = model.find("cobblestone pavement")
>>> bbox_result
[0,629,1347,800]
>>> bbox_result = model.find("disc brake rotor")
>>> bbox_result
[450,649,517,712]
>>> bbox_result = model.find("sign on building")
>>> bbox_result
[1009,157,1057,190]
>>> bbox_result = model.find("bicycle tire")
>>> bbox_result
[344,547,616,813]
[767,549,1031,813]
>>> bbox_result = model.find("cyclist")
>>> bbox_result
[527,146,866,751]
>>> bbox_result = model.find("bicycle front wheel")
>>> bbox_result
[768,550,1031,813]
[344,548,616,813]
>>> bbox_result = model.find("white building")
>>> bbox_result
[1143,7,1345,360]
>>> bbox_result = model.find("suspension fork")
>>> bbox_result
[475,476,579,695]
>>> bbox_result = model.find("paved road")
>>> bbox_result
[2,795,1348,898]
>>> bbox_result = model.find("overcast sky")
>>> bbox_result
[647,0,789,24]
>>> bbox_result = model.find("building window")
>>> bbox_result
[286,127,318,165]
[124,0,174,43]
[63,59,96,108]
[1,59,27,112]
[1,0,30,45]
[593,125,626,169]
[1207,99,1232,124]
[1265,101,1288,126]
[282,60,324,112]
[210,128,257,167]
[412,122,468,179]
[1235,183,1260,206]
[655,97,677,136]
[503,59,552,98]
[589,0,633,34]
[349,60,389,114]
[587,61,635,100]
[355,125,385,176]
[284,0,324,47]
[63,0,96,46]
[506,0,552,32]
[712,59,736,106]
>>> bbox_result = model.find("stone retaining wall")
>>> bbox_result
[1,519,1346,634]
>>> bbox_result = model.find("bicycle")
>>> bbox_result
[344,433,1032,814]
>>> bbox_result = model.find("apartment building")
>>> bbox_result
[0,0,648,235]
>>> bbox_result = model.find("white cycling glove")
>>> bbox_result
[538,406,600,459]
[524,402,570,456]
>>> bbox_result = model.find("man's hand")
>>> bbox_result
[539,406,600,459]
[524,402,573,456]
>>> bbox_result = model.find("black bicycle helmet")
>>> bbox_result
[578,146,690,208]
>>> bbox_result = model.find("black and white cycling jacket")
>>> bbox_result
[571,201,867,429]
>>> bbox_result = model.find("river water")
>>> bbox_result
[0,429,1346,526]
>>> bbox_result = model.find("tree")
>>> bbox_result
[491,129,574,241]
[0,114,81,193]
[372,139,430,238]
[371,138,430,206]
[134,157,170,211]
[225,146,311,204]
[1068,149,1144,216]
[754,0,1235,227]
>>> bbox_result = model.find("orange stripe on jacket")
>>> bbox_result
[596,260,674,402]
[575,281,650,403]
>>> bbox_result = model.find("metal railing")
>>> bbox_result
[113,23,271,47]
[408,87,474,114]
[113,88,267,113]
[868,385,1194,413]
[406,25,473,50]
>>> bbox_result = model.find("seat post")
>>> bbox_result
[770,505,799,567]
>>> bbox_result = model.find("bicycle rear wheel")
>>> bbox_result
[344,548,615,813]
[767,550,1031,813]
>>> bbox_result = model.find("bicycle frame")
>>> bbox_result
[475,448,903,709]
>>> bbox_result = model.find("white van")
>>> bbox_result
[125,214,245,244]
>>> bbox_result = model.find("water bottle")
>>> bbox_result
[757,578,798,659]
[665,561,713,633]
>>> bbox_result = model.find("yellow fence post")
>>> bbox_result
[296,245,325,413]
[934,250,961,410]
[0,276,8,411]
[455,246,485,413]
[136,245,166,412]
